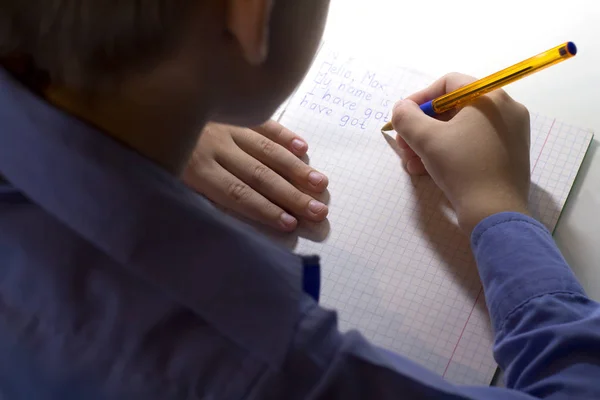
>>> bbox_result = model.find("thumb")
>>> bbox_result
[392,100,438,156]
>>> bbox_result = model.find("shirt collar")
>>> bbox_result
[0,68,309,368]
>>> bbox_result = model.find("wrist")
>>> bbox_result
[456,192,529,236]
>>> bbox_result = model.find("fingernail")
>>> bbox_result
[279,212,297,230]
[308,171,325,186]
[308,200,326,214]
[291,139,307,152]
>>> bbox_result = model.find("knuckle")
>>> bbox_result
[499,93,530,123]
[444,72,463,80]
[391,103,410,127]
[250,164,272,187]
[495,89,512,101]
[237,128,255,144]
[444,72,477,86]
[199,126,230,150]
[184,151,216,179]
[258,137,278,157]
[185,151,204,171]
[201,124,216,138]
[391,113,402,129]
[495,89,512,102]
[273,125,287,142]
[515,102,530,119]
[227,182,252,203]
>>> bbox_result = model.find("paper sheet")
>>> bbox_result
[275,45,593,385]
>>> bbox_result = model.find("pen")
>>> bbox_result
[381,41,577,132]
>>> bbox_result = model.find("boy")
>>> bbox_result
[0,1,598,399]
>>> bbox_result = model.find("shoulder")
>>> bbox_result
[0,190,263,399]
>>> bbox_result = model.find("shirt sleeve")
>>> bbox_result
[471,212,600,398]
[255,212,600,400]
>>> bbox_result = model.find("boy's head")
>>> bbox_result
[0,0,330,126]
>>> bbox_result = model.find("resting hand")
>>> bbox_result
[184,121,329,232]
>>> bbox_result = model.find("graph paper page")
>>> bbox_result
[276,45,593,385]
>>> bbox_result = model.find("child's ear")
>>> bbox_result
[227,0,273,65]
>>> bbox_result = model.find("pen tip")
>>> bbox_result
[381,122,393,132]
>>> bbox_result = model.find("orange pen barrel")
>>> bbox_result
[431,42,577,114]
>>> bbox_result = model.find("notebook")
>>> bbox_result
[271,44,594,385]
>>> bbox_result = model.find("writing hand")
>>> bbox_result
[392,73,531,234]
[184,121,329,232]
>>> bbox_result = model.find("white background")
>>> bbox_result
[321,0,600,299]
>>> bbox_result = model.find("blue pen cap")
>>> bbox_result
[420,100,436,117]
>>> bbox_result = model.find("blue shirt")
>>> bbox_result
[0,68,599,400]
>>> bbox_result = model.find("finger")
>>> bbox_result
[396,132,419,158]
[233,127,329,193]
[395,139,427,176]
[396,134,409,149]
[218,147,329,222]
[253,120,309,157]
[399,142,418,159]
[189,161,299,232]
[392,100,441,156]
[405,156,428,176]
[396,135,420,159]
[406,73,478,105]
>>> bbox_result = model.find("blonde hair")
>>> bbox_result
[0,0,190,87]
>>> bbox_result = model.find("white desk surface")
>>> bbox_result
[321,0,600,299]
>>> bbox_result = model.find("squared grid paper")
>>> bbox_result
[277,45,593,386]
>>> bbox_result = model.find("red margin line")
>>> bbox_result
[532,119,556,173]
[442,288,483,378]
[442,119,556,379]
